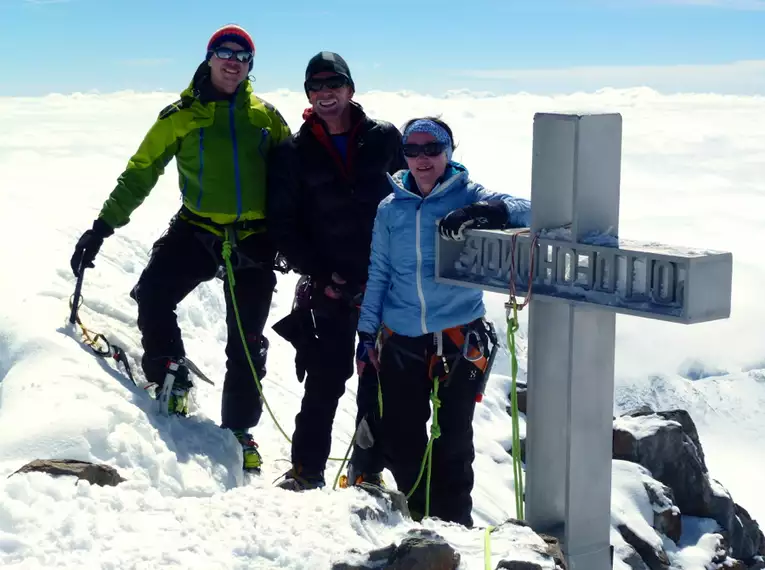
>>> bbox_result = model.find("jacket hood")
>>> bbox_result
[179,61,253,108]
[388,162,469,201]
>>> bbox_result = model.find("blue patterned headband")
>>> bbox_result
[402,119,453,161]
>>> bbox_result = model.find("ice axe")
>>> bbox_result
[67,261,137,386]
[69,260,86,325]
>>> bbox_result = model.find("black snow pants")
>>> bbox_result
[377,319,491,527]
[129,215,276,431]
[275,278,383,479]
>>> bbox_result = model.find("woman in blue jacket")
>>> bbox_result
[355,117,531,527]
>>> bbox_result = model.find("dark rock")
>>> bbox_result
[627,409,707,470]
[495,529,567,570]
[708,495,765,563]
[642,479,682,543]
[617,524,670,570]
[351,483,410,520]
[654,507,682,546]
[351,504,387,523]
[331,544,397,570]
[333,530,459,570]
[495,562,542,570]
[710,534,729,565]
[500,518,532,528]
[8,459,126,487]
[622,404,655,417]
[388,529,460,570]
[613,411,765,562]
[621,544,651,570]
[537,534,566,569]
[613,414,709,515]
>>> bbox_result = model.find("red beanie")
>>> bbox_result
[207,24,255,54]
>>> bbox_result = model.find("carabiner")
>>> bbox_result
[463,328,484,362]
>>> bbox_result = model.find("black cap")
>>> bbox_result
[304,51,355,92]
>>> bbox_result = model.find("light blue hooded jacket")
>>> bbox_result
[357,162,531,338]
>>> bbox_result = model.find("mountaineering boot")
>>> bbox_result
[155,359,193,417]
[275,465,326,492]
[339,462,385,489]
[232,430,262,473]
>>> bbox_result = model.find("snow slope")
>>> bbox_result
[1,87,763,568]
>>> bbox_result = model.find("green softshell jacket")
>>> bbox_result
[98,73,291,230]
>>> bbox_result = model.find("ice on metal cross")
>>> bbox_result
[435,113,733,570]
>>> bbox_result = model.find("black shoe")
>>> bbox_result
[275,466,325,492]
[340,463,385,488]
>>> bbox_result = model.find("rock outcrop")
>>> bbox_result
[8,458,126,487]
[614,409,765,566]
[331,529,460,570]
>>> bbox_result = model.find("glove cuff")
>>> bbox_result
[92,218,115,239]
[358,331,377,344]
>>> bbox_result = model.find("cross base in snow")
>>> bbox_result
[435,113,733,570]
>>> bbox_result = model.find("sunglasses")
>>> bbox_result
[212,47,253,63]
[403,142,447,158]
[305,76,349,92]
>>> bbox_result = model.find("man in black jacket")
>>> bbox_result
[267,52,406,491]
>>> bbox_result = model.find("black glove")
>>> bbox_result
[355,331,379,377]
[70,218,114,277]
[322,273,364,308]
[438,200,508,241]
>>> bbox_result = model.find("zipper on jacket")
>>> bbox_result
[196,128,205,209]
[229,105,242,221]
[258,128,270,160]
[415,202,428,334]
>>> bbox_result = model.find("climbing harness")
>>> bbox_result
[374,321,495,518]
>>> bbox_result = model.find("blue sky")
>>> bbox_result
[1,0,764,96]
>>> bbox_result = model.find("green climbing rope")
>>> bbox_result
[484,525,496,570]
[507,300,525,520]
[332,427,358,490]
[222,236,294,445]
[221,231,349,463]
[406,377,441,519]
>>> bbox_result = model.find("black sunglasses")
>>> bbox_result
[403,142,447,158]
[305,76,349,92]
[212,47,253,63]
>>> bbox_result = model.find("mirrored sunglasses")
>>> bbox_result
[212,47,253,63]
[402,142,447,158]
[305,76,349,92]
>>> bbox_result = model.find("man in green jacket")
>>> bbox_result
[69,24,291,472]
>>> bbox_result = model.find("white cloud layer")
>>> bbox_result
[455,60,765,95]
